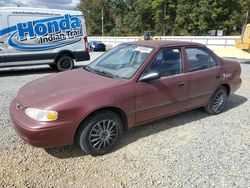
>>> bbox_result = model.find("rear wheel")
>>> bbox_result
[204,86,228,114]
[56,56,74,71]
[76,110,123,156]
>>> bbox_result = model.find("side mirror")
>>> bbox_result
[139,72,160,82]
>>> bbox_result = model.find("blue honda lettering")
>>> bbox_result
[59,14,70,31]
[34,23,47,36]
[17,22,34,41]
[71,17,81,28]
[47,21,60,33]
[1,14,83,51]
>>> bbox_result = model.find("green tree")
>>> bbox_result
[108,0,127,35]
[77,0,247,36]
[174,0,245,36]
[151,0,177,35]
[77,0,115,36]
[134,0,154,34]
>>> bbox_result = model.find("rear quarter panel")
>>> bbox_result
[221,58,242,94]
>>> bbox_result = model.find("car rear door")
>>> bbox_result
[136,47,188,123]
[184,46,222,109]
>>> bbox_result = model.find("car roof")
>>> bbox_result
[125,40,203,48]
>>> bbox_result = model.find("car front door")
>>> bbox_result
[185,47,222,109]
[135,47,188,124]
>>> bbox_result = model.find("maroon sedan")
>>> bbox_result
[9,40,242,155]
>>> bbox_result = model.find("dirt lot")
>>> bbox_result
[0,54,249,187]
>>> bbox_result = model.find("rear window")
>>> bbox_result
[186,47,217,72]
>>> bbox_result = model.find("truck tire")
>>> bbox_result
[56,56,74,71]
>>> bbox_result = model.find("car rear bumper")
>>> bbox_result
[9,98,79,148]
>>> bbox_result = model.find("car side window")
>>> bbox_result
[145,48,183,77]
[186,47,217,72]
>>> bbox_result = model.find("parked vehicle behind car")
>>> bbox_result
[9,40,242,156]
[88,41,106,51]
[0,7,90,71]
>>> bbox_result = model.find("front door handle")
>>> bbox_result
[177,81,186,87]
[0,41,4,44]
[216,74,221,79]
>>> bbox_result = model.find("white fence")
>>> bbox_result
[88,36,241,49]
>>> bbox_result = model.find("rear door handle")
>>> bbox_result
[177,81,186,87]
[0,41,4,44]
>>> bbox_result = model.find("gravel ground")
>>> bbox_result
[0,54,249,187]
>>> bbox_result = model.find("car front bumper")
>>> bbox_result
[9,98,79,148]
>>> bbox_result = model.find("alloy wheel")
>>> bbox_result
[88,120,118,151]
[212,90,227,113]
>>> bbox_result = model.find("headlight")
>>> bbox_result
[92,45,95,48]
[25,108,58,122]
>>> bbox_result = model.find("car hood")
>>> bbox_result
[17,68,125,108]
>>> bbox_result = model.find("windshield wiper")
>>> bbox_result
[84,66,115,78]
[95,69,116,78]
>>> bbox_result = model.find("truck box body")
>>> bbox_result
[0,7,90,70]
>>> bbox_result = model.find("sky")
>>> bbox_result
[0,0,80,10]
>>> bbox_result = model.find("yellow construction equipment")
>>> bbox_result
[235,24,250,52]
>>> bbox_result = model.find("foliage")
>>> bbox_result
[77,0,249,36]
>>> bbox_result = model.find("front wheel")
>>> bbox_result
[204,86,228,115]
[76,110,123,156]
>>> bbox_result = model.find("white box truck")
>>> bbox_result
[0,7,90,71]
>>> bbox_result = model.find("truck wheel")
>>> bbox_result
[204,86,228,115]
[56,56,74,71]
[76,110,123,156]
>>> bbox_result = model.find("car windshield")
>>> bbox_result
[85,44,154,79]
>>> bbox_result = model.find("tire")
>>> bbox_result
[56,56,74,71]
[204,86,228,115]
[76,110,123,156]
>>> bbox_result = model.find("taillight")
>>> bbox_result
[84,36,89,52]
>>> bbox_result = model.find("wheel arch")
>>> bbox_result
[222,83,231,96]
[74,106,128,140]
[54,50,75,64]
